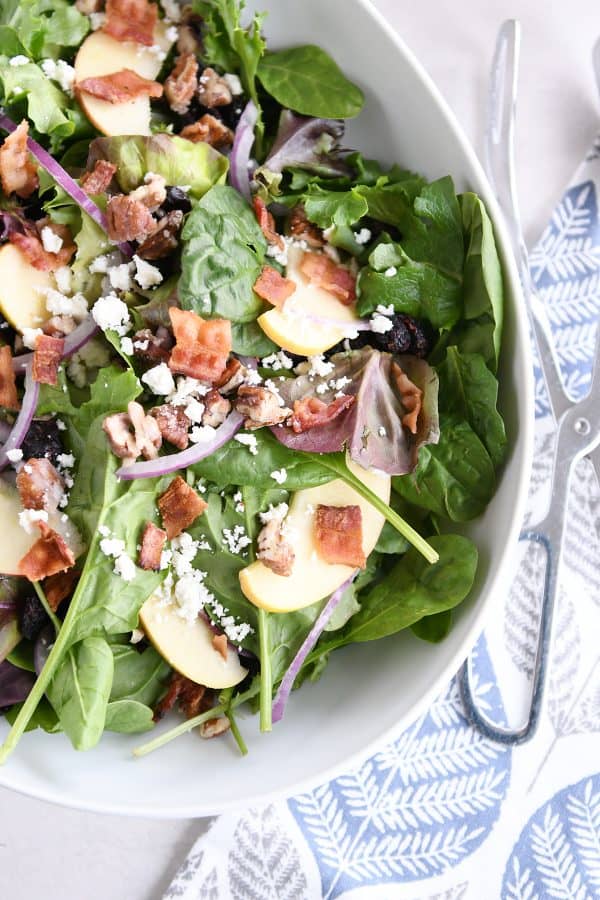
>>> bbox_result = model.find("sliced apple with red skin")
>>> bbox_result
[257,246,361,356]
[239,458,390,613]
[0,243,53,333]
[140,592,248,689]
[74,23,174,136]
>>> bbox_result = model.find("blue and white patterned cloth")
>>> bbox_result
[163,146,600,900]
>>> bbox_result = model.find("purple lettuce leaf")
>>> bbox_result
[0,660,34,708]
[262,111,349,177]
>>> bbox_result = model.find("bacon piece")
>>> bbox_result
[289,205,324,248]
[18,521,75,581]
[10,221,75,273]
[32,335,64,386]
[253,266,296,308]
[16,458,64,513]
[201,389,230,428]
[290,394,355,434]
[103,400,162,465]
[150,403,190,450]
[0,121,38,199]
[315,504,365,568]
[80,159,117,195]
[136,210,183,259]
[391,362,423,434]
[106,194,157,243]
[103,0,158,46]
[44,569,79,612]
[253,197,284,250]
[168,308,232,384]
[164,53,198,114]
[212,633,228,661]
[77,69,163,103]
[153,672,211,721]
[0,346,19,410]
[300,251,356,304]
[179,115,234,149]
[197,67,232,107]
[158,475,208,540]
[235,385,289,429]
[138,521,167,571]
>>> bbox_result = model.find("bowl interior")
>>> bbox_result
[0,0,533,817]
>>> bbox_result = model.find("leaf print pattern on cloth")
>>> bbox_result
[503,777,600,900]
[289,638,511,898]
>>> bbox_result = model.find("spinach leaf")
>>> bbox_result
[104,700,154,734]
[231,321,277,357]
[46,636,114,751]
[411,610,453,643]
[4,697,60,733]
[392,416,495,521]
[303,185,368,229]
[109,640,170,708]
[375,521,410,555]
[257,45,364,119]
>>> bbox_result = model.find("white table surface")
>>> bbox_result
[1,2,598,898]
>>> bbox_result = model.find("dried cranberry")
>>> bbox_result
[17,590,50,641]
[20,418,63,465]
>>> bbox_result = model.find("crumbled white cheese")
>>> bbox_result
[174,572,211,623]
[315,382,329,395]
[378,425,387,437]
[259,502,289,524]
[261,350,294,371]
[233,490,245,514]
[167,376,210,406]
[332,376,351,391]
[190,425,217,444]
[184,398,205,423]
[89,11,106,30]
[108,262,134,292]
[40,58,75,94]
[370,313,394,334]
[99,525,111,537]
[133,338,149,352]
[18,509,49,534]
[89,254,110,274]
[9,56,30,67]
[270,468,287,485]
[56,419,66,432]
[223,72,243,95]
[354,227,372,245]
[56,453,75,469]
[133,255,163,290]
[22,327,43,349]
[165,25,179,43]
[244,368,263,386]
[307,355,335,378]
[266,238,289,267]
[44,288,87,320]
[114,553,137,582]
[6,448,23,463]
[100,537,126,558]
[222,524,251,556]
[91,293,131,336]
[384,266,398,278]
[120,336,134,356]
[235,434,258,455]
[53,266,72,295]
[159,548,173,570]
[171,532,200,577]
[40,226,63,255]
[141,363,175,396]
[376,303,395,317]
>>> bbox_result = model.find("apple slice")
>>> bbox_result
[239,458,390,613]
[257,246,360,356]
[74,23,174,136]
[0,243,52,334]
[140,593,248,689]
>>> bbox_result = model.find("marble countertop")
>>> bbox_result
[2,2,598,898]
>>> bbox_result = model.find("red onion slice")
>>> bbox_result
[12,315,99,375]
[272,572,358,724]
[229,101,258,201]
[116,411,245,480]
[0,362,39,471]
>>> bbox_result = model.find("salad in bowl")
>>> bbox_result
[0,0,507,764]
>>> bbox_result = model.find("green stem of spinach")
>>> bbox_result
[226,707,248,756]
[33,582,60,634]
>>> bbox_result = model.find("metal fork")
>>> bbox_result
[458,19,600,744]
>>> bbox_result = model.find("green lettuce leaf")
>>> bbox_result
[0,0,89,60]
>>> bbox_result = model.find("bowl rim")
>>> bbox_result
[0,0,535,818]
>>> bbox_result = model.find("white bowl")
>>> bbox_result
[0,0,533,817]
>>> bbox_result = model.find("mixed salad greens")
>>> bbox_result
[0,0,506,761]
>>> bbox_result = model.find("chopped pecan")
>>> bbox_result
[0,345,19,410]
[253,197,284,249]
[289,205,324,248]
[18,522,75,582]
[150,403,190,449]
[80,159,117,195]
[103,0,157,46]
[179,114,234,149]
[257,512,295,577]
[200,716,230,739]
[16,458,65,513]
[43,569,79,612]
[300,251,356,304]
[136,210,183,260]
[130,173,167,211]
[201,389,231,428]
[290,394,355,434]
[77,69,163,103]
[253,266,296,308]
[138,521,167,570]
[315,504,365,568]
[103,400,162,466]
[132,327,173,363]
[391,362,423,434]
[168,308,232,384]
[0,121,38,199]
[211,633,228,661]
[32,335,64,386]
[153,672,212,721]
[106,194,157,243]
[165,53,199,114]
[214,357,247,394]
[158,475,207,539]
[197,67,232,107]
[235,385,290,430]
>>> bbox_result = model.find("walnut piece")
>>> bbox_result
[197,67,232,107]
[136,210,183,260]
[257,513,295,577]
[129,173,167,212]
[201,389,231,428]
[179,114,234,149]
[164,52,199,114]
[150,403,190,450]
[234,385,290,429]
[200,716,231,739]
[102,400,162,466]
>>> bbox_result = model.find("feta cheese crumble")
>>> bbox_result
[384,266,398,278]
[40,226,63,255]
[307,355,335,378]
[18,509,48,534]
[141,363,175,396]
[133,255,163,289]
[9,56,30,67]
[40,58,75,94]
[190,425,217,444]
[370,313,394,334]
[354,227,372,245]
[91,293,131,336]
[261,350,294,371]
[44,288,87,320]
[99,531,137,582]
[108,262,134,292]
[222,525,252,555]
[234,434,258,455]
[22,327,43,349]
[120,336,134,356]
[223,72,243,95]
[184,398,205,423]
[270,468,287,484]
[6,448,23,463]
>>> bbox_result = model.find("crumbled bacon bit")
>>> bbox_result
[235,385,290,429]
[253,266,296,308]
[214,357,246,394]
[289,205,324,248]
[253,197,284,250]
[18,521,75,582]
[103,400,162,465]
[0,346,19,410]
[44,569,79,612]
[197,67,232,107]
[179,115,234,149]
[103,0,158,46]
[391,362,423,434]
[153,672,212,721]
[200,716,230,739]
[106,194,157,243]
[257,513,295,577]
[164,53,198,114]
[138,521,167,571]
[130,173,167,211]
[168,308,232,384]
[132,327,173,363]
[150,403,190,449]
[315,504,365,568]
[0,121,38,199]
[10,221,75,273]
[77,69,163,103]
[300,251,356,304]
[80,159,117,195]
[16,458,65,513]
[158,475,207,539]
[211,633,228,661]
[136,210,183,260]
[201,389,230,428]
[32,335,64,386]
[290,394,355,434]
